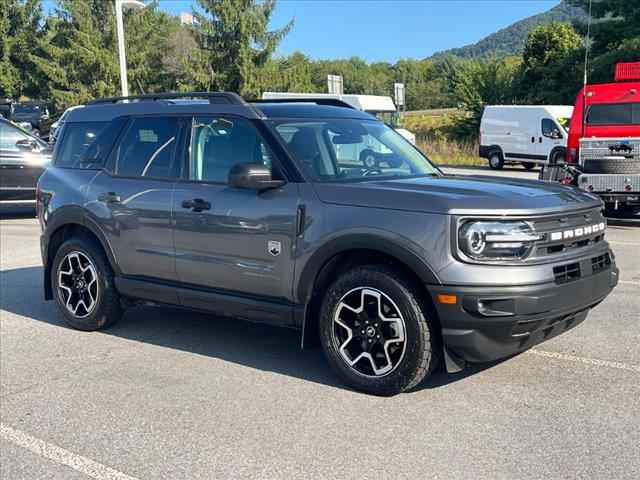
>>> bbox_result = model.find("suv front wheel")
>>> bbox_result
[52,236,123,331]
[319,265,440,395]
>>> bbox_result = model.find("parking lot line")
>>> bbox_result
[526,349,640,373]
[0,423,139,480]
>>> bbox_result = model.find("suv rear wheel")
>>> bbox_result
[319,265,440,395]
[52,236,123,331]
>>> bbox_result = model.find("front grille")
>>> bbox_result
[592,252,612,274]
[529,207,606,260]
[554,262,581,284]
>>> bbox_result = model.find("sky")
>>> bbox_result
[46,0,564,63]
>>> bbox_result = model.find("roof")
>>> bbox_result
[262,92,397,112]
[66,98,377,123]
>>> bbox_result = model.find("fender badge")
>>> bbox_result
[268,240,281,257]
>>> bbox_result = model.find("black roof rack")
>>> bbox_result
[250,98,355,109]
[88,92,247,106]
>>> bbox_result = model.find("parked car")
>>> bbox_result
[38,92,618,395]
[541,62,640,213]
[50,105,84,143]
[10,101,60,139]
[0,117,51,205]
[479,105,574,170]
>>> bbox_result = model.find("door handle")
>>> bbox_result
[539,137,543,143]
[97,192,120,204]
[181,198,211,212]
[531,137,535,143]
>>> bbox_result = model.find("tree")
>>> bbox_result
[0,0,47,99]
[568,0,640,83]
[519,22,583,103]
[441,55,522,139]
[192,0,294,97]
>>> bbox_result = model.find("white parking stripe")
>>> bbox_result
[526,349,640,373]
[0,423,139,480]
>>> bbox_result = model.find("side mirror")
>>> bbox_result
[15,138,38,150]
[551,130,562,139]
[228,163,284,189]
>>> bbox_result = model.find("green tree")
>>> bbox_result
[519,22,583,103]
[441,55,522,139]
[569,0,640,83]
[192,0,293,97]
[0,0,47,99]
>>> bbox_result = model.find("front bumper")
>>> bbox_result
[429,254,619,367]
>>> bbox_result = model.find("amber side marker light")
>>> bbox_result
[437,294,458,305]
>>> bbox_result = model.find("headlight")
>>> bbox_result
[458,221,542,261]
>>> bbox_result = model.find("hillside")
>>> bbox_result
[430,1,587,60]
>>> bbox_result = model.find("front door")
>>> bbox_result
[172,116,299,302]
[537,116,564,162]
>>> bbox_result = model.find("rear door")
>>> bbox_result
[85,116,182,281]
[172,115,299,303]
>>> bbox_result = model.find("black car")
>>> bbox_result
[10,101,60,139]
[0,118,51,205]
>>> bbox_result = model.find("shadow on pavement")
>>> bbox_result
[1,265,505,394]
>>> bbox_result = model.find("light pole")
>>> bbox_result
[115,0,146,98]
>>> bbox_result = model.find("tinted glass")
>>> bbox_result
[0,121,29,151]
[586,102,640,126]
[55,122,107,168]
[188,116,274,182]
[12,104,41,115]
[271,118,438,182]
[541,118,560,137]
[112,117,179,178]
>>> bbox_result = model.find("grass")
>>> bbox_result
[400,108,484,166]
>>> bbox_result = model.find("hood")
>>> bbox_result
[313,175,602,216]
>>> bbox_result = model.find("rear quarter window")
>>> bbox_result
[54,122,108,168]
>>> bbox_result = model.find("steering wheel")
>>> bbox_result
[362,168,383,176]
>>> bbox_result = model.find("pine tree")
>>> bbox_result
[192,0,293,97]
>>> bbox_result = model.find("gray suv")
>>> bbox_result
[38,93,619,395]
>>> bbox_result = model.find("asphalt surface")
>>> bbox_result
[1,166,639,479]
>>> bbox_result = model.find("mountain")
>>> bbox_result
[430,1,587,60]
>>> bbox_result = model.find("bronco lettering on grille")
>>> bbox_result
[549,222,605,241]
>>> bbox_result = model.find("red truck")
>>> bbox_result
[542,62,640,212]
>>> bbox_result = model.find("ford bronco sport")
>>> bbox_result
[38,93,619,395]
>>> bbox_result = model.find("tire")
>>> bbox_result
[360,149,378,169]
[488,151,504,170]
[319,265,440,396]
[522,162,536,170]
[550,150,566,166]
[51,235,123,331]
[583,158,640,174]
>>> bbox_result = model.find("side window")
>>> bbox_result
[541,118,560,138]
[188,116,275,183]
[54,122,107,168]
[111,117,179,178]
[0,122,29,151]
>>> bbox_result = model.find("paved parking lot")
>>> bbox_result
[1,168,639,479]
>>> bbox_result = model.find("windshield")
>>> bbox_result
[270,118,438,182]
[557,117,570,132]
[368,110,400,128]
[12,104,42,115]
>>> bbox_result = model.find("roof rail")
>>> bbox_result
[250,98,355,109]
[88,92,247,106]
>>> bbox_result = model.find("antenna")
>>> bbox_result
[581,0,593,140]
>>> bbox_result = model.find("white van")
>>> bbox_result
[262,92,416,145]
[479,105,573,170]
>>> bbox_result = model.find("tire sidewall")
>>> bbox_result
[489,151,504,170]
[52,237,118,331]
[319,267,430,395]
